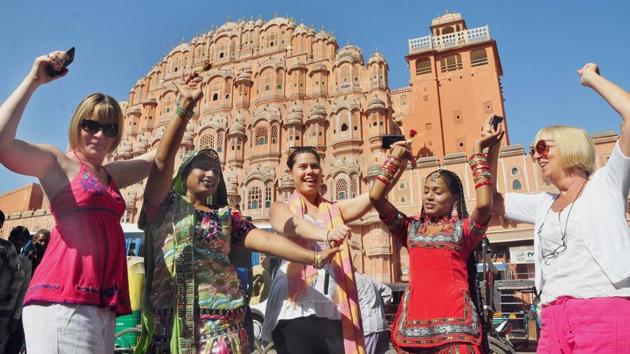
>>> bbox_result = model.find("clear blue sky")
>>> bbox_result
[1,0,629,193]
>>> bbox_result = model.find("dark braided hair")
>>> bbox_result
[425,169,490,353]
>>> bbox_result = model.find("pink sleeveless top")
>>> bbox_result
[24,155,131,315]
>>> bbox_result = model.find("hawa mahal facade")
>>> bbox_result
[1,13,623,283]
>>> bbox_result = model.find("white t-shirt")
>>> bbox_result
[505,141,630,304]
[261,215,341,341]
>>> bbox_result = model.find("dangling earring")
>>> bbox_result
[451,201,459,220]
[206,194,214,207]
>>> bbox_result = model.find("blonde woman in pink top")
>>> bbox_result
[0,51,155,354]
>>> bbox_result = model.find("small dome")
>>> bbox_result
[286,107,304,126]
[293,24,308,36]
[118,140,132,159]
[132,140,146,155]
[431,12,463,26]
[368,51,386,65]
[336,45,363,63]
[229,116,246,135]
[170,42,190,55]
[236,70,252,83]
[279,172,295,189]
[367,97,387,111]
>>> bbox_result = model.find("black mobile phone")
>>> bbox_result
[46,47,75,77]
[381,135,405,149]
[490,115,503,130]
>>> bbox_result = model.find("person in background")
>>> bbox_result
[355,271,392,354]
[29,229,50,271]
[3,226,31,354]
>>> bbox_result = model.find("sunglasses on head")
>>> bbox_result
[80,119,119,138]
[288,146,317,154]
[529,139,554,160]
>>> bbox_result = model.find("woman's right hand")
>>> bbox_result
[29,51,68,85]
[172,73,205,110]
[320,246,341,265]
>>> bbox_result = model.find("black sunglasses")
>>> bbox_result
[80,119,119,138]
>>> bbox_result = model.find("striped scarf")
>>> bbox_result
[286,191,366,354]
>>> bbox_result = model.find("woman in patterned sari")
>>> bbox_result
[135,73,339,354]
[369,123,502,354]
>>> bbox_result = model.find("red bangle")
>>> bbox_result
[474,179,493,189]
[375,175,391,185]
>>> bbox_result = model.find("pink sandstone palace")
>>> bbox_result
[0,13,623,284]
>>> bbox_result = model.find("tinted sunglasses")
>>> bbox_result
[529,139,554,160]
[80,119,119,138]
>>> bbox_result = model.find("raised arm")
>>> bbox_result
[104,149,156,188]
[0,52,69,178]
[269,201,350,243]
[143,74,204,206]
[579,63,630,155]
[369,142,411,218]
[471,120,504,224]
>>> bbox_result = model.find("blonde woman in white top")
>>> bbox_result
[490,63,630,354]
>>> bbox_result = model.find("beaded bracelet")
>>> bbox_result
[175,105,194,121]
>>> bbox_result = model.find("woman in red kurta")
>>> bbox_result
[369,123,502,353]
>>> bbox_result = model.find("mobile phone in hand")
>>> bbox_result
[381,135,405,149]
[46,47,75,77]
[490,115,503,130]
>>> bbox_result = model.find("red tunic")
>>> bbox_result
[382,211,487,350]
[23,162,131,315]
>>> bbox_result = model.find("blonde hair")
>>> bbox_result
[534,125,596,175]
[68,93,124,153]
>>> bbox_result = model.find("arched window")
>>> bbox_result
[248,186,261,209]
[470,48,488,66]
[212,93,219,101]
[199,133,213,149]
[340,123,349,132]
[511,167,520,176]
[440,54,463,72]
[336,178,348,200]
[415,58,432,75]
[255,126,268,145]
[271,125,278,144]
[512,180,522,190]
[265,184,272,208]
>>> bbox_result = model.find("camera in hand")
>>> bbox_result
[46,47,75,78]
[490,115,503,130]
[381,135,405,149]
